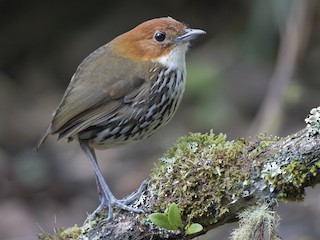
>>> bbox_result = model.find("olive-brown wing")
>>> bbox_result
[51,45,154,140]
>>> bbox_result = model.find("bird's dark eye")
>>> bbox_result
[155,32,166,42]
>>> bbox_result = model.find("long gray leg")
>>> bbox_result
[89,149,103,202]
[79,140,146,221]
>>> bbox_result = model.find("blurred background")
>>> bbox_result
[1,0,319,239]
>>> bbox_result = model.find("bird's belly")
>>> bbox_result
[89,69,185,149]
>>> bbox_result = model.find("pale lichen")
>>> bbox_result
[305,106,320,136]
[230,203,281,240]
[253,130,320,202]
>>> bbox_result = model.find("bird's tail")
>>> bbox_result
[33,123,52,154]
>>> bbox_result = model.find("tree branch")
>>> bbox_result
[38,107,320,240]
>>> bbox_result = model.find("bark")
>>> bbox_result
[38,107,320,240]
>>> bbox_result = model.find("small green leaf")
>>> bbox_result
[168,203,183,228]
[149,213,177,230]
[186,223,203,235]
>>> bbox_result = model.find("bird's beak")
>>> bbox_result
[172,28,206,44]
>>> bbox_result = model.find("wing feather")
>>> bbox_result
[50,43,156,140]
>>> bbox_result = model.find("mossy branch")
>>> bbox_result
[38,107,320,240]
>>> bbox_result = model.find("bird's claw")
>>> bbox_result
[85,179,148,223]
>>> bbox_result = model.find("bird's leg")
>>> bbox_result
[87,149,104,203]
[79,141,145,221]
[80,141,113,219]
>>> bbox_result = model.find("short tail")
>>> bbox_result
[33,123,52,154]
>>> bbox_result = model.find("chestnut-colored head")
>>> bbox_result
[110,17,205,62]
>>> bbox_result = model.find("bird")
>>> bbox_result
[35,17,206,220]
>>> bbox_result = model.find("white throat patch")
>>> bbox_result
[156,44,188,72]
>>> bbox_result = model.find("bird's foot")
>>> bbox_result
[118,178,148,205]
[85,179,148,223]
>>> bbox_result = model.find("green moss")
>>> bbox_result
[38,225,82,240]
[148,129,319,227]
[149,131,251,225]
[38,233,59,240]
[60,226,82,239]
[246,134,278,161]
[262,154,320,202]
[310,165,317,177]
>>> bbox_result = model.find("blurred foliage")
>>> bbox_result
[186,61,234,130]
